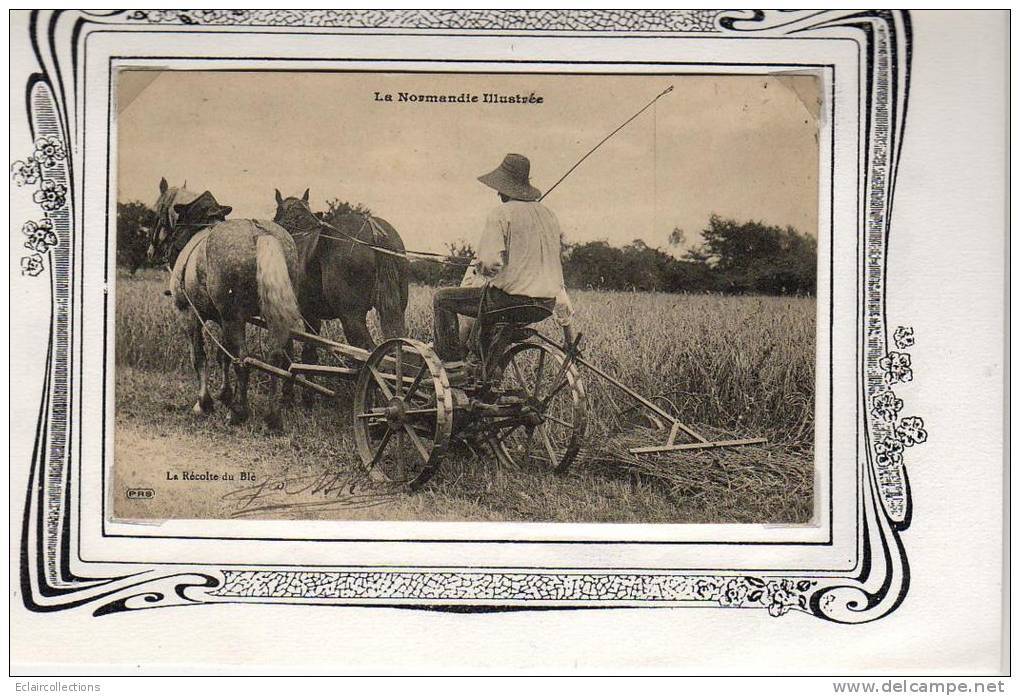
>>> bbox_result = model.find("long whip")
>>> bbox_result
[277,85,675,268]
[540,84,674,201]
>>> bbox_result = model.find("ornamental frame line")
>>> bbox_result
[12,9,920,623]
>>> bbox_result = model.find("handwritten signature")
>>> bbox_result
[221,469,400,518]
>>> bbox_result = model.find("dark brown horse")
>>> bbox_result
[272,189,409,364]
[149,178,303,431]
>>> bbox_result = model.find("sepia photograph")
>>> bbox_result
[11,9,1007,676]
[113,70,821,524]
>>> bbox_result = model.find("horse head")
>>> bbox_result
[147,177,175,263]
[272,188,318,233]
[273,188,327,279]
[149,177,199,264]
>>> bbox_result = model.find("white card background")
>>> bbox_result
[8,9,1006,673]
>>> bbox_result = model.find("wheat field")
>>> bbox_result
[114,268,816,523]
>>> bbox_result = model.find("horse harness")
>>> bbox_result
[285,198,472,268]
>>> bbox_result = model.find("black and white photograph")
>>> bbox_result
[113,70,821,523]
[9,9,1006,677]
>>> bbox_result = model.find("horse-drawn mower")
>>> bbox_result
[247,288,766,491]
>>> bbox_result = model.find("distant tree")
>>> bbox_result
[620,239,669,291]
[668,226,686,249]
[566,239,700,292]
[406,215,816,296]
[319,198,372,219]
[562,240,625,289]
[660,256,717,293]
[685,214,816,295]
[116,201,155,272]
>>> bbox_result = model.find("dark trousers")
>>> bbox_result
[433,285,548,361]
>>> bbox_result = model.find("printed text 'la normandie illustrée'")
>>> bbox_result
[374,91,544,105]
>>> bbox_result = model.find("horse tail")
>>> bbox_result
[368,218,409,339]
[256,234,302,349]
[373,249,408,338]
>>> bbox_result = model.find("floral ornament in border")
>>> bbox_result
[11,135,67,276]
[15,9,920,625]
[872,327,926,511]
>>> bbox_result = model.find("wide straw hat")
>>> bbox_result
[477,153,542,202]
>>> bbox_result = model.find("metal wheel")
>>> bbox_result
[353,338,453,489]
[489,341,587,473]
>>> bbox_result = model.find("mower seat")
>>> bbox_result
[483,301,554,326]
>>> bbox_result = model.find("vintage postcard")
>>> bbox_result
[112,69,821,525]
[9,10,1006,675]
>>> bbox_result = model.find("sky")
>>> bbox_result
[117,70,820,254]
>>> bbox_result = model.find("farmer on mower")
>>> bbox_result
[433,153,574,362]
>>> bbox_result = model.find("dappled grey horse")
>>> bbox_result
[149,178,303,431]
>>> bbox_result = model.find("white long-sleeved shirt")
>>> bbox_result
[475,200,565,299]
[463,200,574,326]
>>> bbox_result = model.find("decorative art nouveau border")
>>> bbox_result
[12,9,923,622]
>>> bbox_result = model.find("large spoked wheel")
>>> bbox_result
[489,341,587,473]
[353,338,453,490]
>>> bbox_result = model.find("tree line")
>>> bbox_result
[411,214,817,296]
[118,200,816,296]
